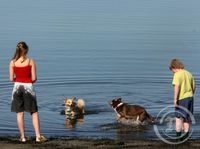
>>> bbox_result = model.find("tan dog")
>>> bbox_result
[64,96,85,118]
[109,97,155,124]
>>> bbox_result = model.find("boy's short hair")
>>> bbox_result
[169,59,184,70]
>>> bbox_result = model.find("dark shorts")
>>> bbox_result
[175,97,194,121]
[11,83,38,113]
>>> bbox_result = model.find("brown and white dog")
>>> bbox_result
[64,96,85,118]
[109,97,155,124]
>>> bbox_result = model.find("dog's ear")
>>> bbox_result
[109,101,113,106]
[64,98,67,103]
[116,97,122,102]
[72,96,76,101]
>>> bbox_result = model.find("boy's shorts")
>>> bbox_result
[11,82,38,113]
[175,97,193,121]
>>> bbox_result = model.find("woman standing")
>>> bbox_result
[9,41,46,142]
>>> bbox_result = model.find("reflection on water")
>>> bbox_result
[0,0,200,140]
[65,117,85,129]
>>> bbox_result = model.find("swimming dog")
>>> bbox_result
[64,96,85,118]
[109,97,155,124]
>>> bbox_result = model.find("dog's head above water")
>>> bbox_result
[109,97,123,108]
[64,96,76,106]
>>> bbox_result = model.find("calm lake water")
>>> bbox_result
[1,0,200,141]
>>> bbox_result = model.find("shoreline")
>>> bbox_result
[0,137,200,149]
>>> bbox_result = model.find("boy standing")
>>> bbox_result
[169,59,195,141]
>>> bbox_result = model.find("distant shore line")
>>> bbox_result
[0,137,200,149]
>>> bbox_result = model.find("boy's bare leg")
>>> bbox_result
[176,118,182,132]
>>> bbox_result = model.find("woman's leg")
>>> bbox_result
[32,112,41,138]
[17,112,25,138]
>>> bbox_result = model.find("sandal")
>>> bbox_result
[19,137,26,142]
[36,135,47,142]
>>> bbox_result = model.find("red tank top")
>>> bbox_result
[13,60,32,83]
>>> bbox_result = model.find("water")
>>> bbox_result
[1,0,200,140]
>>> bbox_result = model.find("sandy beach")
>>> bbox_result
[0,137,200,149]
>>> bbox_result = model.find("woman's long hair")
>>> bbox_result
[12,41,29,61]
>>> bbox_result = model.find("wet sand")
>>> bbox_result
[0,137,200,149]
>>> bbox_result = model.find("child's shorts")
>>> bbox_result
[175,97,194,121]
[11,82,38,113]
